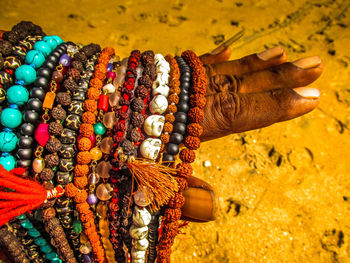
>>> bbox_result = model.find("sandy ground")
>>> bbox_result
[1,0,350,262]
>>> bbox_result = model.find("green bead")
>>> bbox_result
[1,108,22,128]
[94,122,106,135]
[51,258,62,263]
[46,252,59,260]
[34,41,52,57]
[52,166,57,172]
[0,130,18,152]
[15,65,37,85]
[40,244,52,254]
[7,85,29,105]
[20,219,33,229]
[25,50,46,68]
[73,220,83,234]
[0,154,16,171]
[34,237,47,246]
[28,228,40,238]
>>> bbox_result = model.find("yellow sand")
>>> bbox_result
[1,0,350,262]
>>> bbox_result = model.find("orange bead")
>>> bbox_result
[43,92,56,109]
[90,147,102,161]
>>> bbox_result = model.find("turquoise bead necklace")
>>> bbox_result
[0,35,64,171]
[17,214,61,262]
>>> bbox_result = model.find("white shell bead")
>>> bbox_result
[132,206,151,227]
[131,248,146,261]
[129,225,148,240]
[102,83,116,94]
[132,238,149,251]
[143,115,165,137]
[150,95,168,114]
[140,138,162,160]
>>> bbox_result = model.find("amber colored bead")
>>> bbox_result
[96,161,112,179]
[96,183,113,201]
[98,94,109,112]
[90,147,102,161]
[102,112,116,129]
[100,137,114,154]
[43,92,56,109]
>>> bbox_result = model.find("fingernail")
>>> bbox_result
[257,46,284,61]
[293,87,320,98]
[292,56,321,69]
[210,29,245,54]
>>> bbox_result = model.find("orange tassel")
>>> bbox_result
[127,158,178,212]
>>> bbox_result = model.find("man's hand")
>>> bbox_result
[199,45,323,141]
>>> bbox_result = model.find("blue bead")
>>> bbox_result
[46,252,59,260]
[40,244,52,253]
[0,130,18,152]
[1,108,22,128]
[20,219,33,229]
[0,154,16,171]
[34,41,52,57]
[28,228,41,238]
[25,50,46,68]
[42,36,58,50]
[15,65,37,85]
[107,63,113,72]
[34,237,47,246]
[7,85,29,105]
[17,214,26,220]
[51,35,64,45]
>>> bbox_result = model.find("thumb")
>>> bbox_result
[199,47,231,65]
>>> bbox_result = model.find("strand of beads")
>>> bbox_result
[32,44,78,263]
[0,37,63,170]
[95,57,124,263]
[0,225,30,263]
[0,35,41,108]
[65,47,115,263]
[57,44,101,263]
[156,56,191,263]
[108,50,140,263]
[15,37,65,169]
[16,214,61,262]
[147,53,181,263]
[0,21,45,102]
[12,219,46,263]
[140,53,170,162]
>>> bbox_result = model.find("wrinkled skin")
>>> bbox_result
[182,45,323,222]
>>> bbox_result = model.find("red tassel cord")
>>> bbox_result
[0,165,63,226]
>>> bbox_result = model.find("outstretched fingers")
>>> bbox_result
[200,87,320,141]
[208,56,323,94]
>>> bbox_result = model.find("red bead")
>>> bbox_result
[107,71,116,80]
[121,105,128,112]
[98,94,109,112]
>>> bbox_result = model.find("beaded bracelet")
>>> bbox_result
[66,46,116,263]
[31,44,78,263]
[147,54,181,263]
[94,57,124,263]
[58,44,101,263]
[108,50,141,263]
[0,225,30,263]
[156,55,191,263]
